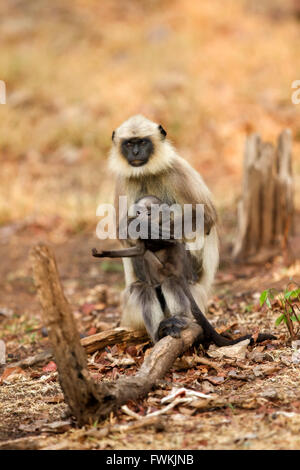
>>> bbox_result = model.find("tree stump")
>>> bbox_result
[233,129,294,262]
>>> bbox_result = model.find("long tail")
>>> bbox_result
[182,283,276,347]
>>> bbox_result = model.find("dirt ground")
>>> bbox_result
[0,214,299,450]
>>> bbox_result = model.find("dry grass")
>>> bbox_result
[0,0,299,229]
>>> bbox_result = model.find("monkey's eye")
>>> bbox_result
[141,140,147,145]
[126,141,133,147]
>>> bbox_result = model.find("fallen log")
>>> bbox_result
[31,244,203,425]
[81,327,148,354]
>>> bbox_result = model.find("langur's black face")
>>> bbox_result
[120,137,154,167]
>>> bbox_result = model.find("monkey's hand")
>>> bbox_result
[156,316,188,341]
[91,248,105,258]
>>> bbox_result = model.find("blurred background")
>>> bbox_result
[0,0,299,234]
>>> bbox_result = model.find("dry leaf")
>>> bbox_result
[206,376,225,385]
[207,339,250,360]
[178,406,195,416]
[0,366,26,383]
[87,327,97,336]
[42,361,57,372]
[106,353,135,367]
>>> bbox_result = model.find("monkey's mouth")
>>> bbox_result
[130,159,147,167]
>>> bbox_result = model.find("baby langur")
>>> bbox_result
[92,196,275,346]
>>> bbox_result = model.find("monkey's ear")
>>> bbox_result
[112,130,115,141]
[158,124,167,139]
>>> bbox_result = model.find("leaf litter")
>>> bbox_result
[0,224,300,449]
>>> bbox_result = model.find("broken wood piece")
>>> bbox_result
[81,327,148,354]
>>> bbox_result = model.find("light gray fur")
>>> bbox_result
[110,115,219,336]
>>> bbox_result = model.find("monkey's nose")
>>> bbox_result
[133,145,139,156]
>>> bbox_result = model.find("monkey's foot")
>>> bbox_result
[157,316,188,340]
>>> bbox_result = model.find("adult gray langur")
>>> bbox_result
[108,114,219,338]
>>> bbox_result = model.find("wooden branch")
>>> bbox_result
[31,244,203,425]
[6,350,53,369]
[81,328,148,354]
[92,324,202,421]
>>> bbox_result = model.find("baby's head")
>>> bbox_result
[134,195,163,216]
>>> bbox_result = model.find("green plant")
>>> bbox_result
[260,283,300,340]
